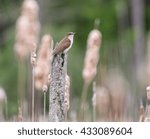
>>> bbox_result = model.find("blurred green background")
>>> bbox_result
[0,0,150,120]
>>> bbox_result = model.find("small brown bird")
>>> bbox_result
[52,32,75,55]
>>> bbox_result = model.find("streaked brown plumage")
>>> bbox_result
[52,32,75,55]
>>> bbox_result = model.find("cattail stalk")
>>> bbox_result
[42,85,48,121]
[31,65,35,122]
[17,60,26,120]
[14,0,40,121]
[92,82,96,122]
[43,90,46,121]
[31,51,36,122]
[79,26,102,121]
[78,83,89,121]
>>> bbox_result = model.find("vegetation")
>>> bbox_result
[0,0,150,121]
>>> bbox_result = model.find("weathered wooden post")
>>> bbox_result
[49,53,68,121]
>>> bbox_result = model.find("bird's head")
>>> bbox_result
[67,32,75,40]
[67,32,75,36]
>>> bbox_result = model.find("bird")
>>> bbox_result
[52,32,75,55]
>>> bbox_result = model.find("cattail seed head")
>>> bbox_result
[14,0,40,61]
[22,0,39,21]
[35,34,53,90]
[83,29,102,84]
[96,87,110,110]
[14,16,30,60]
[38,34,53,60]
[87,30,102,47]
[64,75,70,111]
[94,86,110,121]
[104,68,129,121]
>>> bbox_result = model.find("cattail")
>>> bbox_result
[14,16,30,60]
[14,0,40,122]
[94,86,111,121]
[79,28,102,121]
[35,34,53,90]
[34,34,53,121]
[104,68,129,121]
[79,26,102,121]
[21,0,40,52]
[14,0,40,60]
[65,75,70,112]
[82,29,102,84]
[22,0,39,21]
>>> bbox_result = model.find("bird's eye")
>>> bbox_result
[68,32,74,35]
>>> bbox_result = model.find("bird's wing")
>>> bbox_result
[53,38,71,55]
